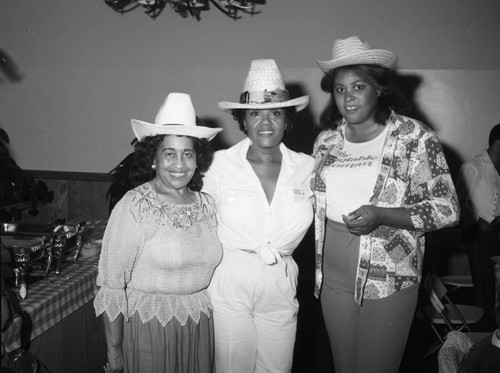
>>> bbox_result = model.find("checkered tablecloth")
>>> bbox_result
[2,213,108,353]
[2,256,100,353]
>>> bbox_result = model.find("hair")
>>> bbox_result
[230,106,297,138]
[128,134,213,191]
[489,123,500,147]
[319,64,412,129]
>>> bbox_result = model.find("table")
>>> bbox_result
[1,213,108,372]
[2,256,100,353]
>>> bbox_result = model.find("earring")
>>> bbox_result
[152,164,156,170]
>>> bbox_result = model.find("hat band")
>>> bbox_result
[239,89,290,105]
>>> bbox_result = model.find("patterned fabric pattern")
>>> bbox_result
[311,112,460,302]
[438,331,474,373]
[129,185,212,230]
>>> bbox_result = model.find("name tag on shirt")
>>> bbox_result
[294,187,312,203]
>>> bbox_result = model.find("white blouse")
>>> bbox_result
[203,138,314,264]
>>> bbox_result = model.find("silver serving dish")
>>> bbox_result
[1,219,86,279]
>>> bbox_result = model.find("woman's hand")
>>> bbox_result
[104,345,124,373]
[342,205,382,236]
[342,205,414,235]
[103,312,124,372]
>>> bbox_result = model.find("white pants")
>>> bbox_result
[208,249,299,373]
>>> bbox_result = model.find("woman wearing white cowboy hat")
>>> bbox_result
[203,59,314,373]
[94,92,223,373]
[312,36,460,373]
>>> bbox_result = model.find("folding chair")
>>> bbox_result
[416,273,484,358]
[440,274,474,301]
[440,275,474,289]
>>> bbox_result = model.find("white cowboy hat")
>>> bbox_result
[218,59,309,112]
[316,36,398,73]
[131,92,222,141]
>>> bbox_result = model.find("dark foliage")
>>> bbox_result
[0,128,54,221]
[106,151,137,214]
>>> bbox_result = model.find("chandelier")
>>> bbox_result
[103,0,261,20]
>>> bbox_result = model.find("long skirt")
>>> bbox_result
[123,311,214,373]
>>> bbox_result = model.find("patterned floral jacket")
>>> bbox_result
[312,112,460,304]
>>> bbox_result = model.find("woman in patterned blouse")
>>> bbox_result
[312,36,460,373]
[94,93,223,373]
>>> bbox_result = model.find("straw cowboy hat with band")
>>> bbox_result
[218,59,309,112]
[316,36,398,73]
[131,92,222,141]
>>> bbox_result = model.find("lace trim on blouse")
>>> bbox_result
[94,287,212,326]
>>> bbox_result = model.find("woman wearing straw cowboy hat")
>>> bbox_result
[312,36,460,373]
[202,59,314,372]
[94,93,223,373]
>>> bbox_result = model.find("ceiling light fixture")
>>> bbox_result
[103,0,261,20]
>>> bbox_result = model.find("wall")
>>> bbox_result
[1,0,499,173]
[2,172,111,224]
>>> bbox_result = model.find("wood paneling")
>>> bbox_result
[68,180,110,221]
[11,172,112,224]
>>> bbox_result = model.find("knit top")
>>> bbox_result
[94,182,223,326]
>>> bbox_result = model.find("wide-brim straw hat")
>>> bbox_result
[316,36,398,73]
[218,59,309,112]
[131,92,222,141]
